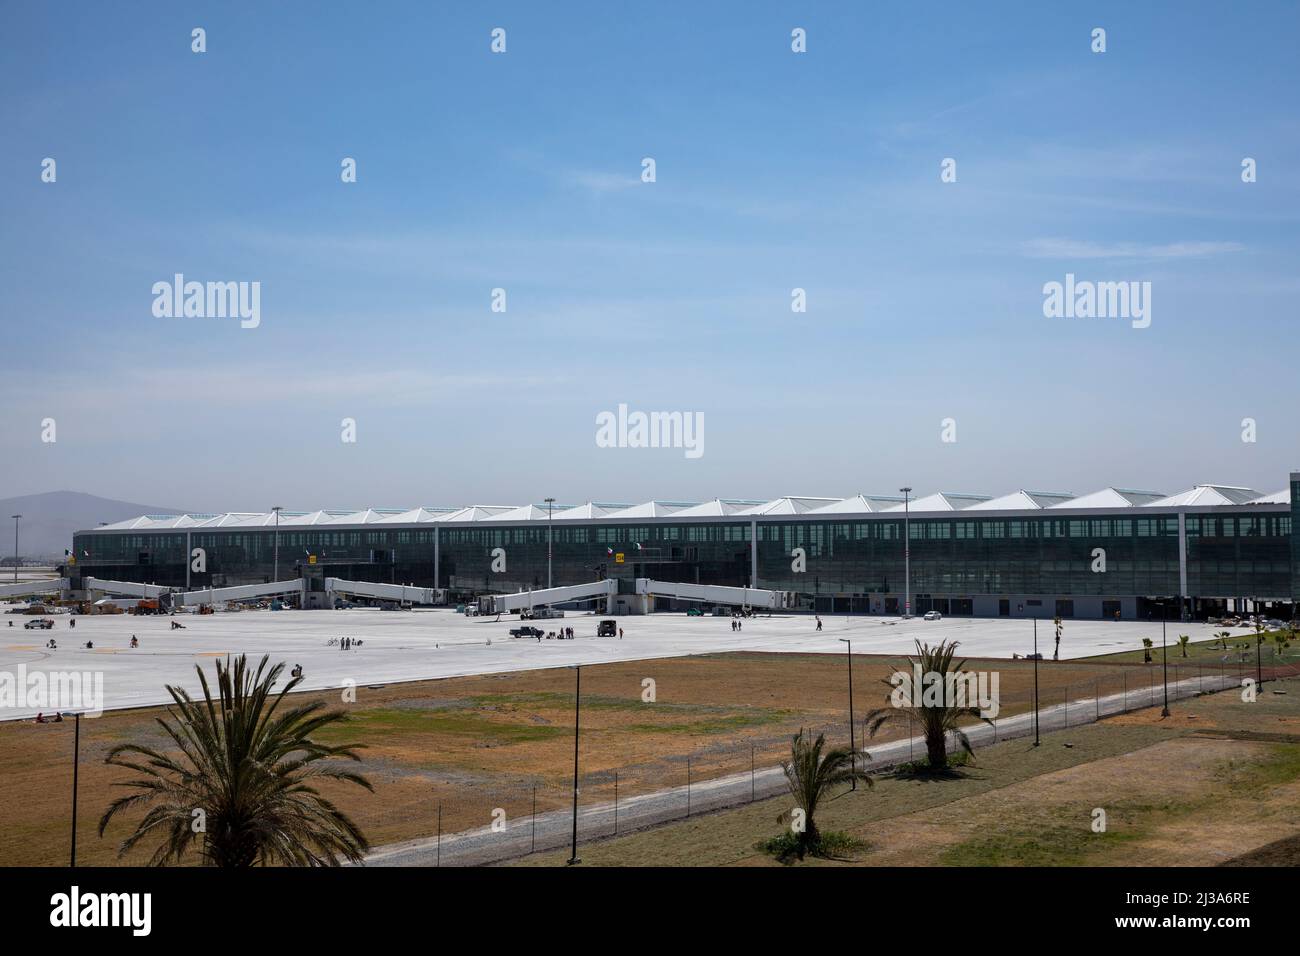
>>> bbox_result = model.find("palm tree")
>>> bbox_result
[1177,634,1190,658]
[1142,637,1153,663]
[776,729,871,858]
[1216,630,1232,651]
[99,654,373,866]
[865,639,991,771]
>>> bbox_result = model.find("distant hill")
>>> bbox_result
[0,491,192,560]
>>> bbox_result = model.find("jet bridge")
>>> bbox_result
[0,578,68,599]
[478,579,618,615]
[173,579,305,606]
[475,578,794,616]
[635,579,795,611]
[325,578,444,606]
[83,577,171,599]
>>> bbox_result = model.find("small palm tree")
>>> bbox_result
[776,730,871,858]
[1177,634,1190,658]
[99,654,373,866]
[1142,637,1154,663]
[1216,630,1232,651]
[865,639,991,771]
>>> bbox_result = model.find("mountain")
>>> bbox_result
[0,491,192,560]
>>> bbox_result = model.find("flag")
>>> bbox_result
[606,547,614,556]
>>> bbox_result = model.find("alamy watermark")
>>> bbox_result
[1042,273,1150,329]
[888,662,1000,718]
[0,665,104,717]
[595,403,704,459]
[152,274,261,329]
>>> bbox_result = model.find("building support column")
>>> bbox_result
[1177,511,1188,621]
[434,526,440,590]
[750,520,758,588]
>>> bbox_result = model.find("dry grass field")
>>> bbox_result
[515,674,1300,867]
[0,650,1154,865]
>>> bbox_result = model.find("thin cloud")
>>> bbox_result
[565,170,642,194]
[1021,238,1246,260]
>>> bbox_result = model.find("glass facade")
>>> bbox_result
[68,503,1298,616]
[1293,474,1300,603]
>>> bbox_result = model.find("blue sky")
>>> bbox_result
[2,1,1297,511]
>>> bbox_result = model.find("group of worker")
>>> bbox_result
[42,635,139,650]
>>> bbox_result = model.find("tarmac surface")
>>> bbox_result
[0,605,1252,721]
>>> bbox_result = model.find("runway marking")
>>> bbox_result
[5,645,38,650]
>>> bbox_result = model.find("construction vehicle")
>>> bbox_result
[130,598,162,615]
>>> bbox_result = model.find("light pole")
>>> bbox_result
[271,506,282,582]
[1032,616,1040,746]
[1160,604,1170,717]
[839,638,857,790]
[10,514,20,583]
[68,711,81,866]
[567,664,581,865]
[899,488,912,618]
[1253,595,1263,691]
[544,497,556,589]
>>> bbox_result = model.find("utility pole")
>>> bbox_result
[839,638,856,790]
[1253,598,1263,686]
[1032,616,1040,746]
[567,665,581,865]
[69,712,81,866]
[899,488,912,618]
[1161,603,1170,717]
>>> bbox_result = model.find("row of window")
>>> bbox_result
[80,513,1292,555]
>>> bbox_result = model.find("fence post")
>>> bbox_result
[614,771,618,836]
[1095,678,1100,721]
[686,757,691,818]
[436,801,442,868]
[1122,670,1127,711]
[1064,685,1069,728]
[750,745,755,802]
[531,786,536,853]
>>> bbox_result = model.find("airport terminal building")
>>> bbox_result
[63,475,1300,621]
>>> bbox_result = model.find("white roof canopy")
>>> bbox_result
[90,481,1289,531]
